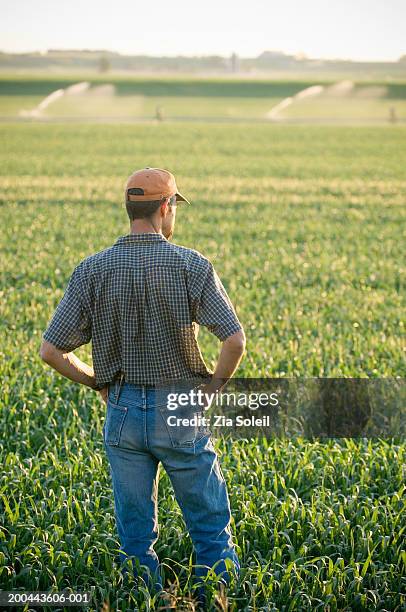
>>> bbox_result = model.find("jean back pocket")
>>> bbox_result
[158,402,210,448]
[104,398,128,446]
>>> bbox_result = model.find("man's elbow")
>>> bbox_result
[224,329,246,354]
[39,340,60,364]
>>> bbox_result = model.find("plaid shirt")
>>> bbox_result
[42,233,243,386]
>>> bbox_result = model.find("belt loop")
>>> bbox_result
[116,373,125,403]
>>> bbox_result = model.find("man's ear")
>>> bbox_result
[160,198,170,216]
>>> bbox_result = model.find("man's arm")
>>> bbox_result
[40,263,108,402]
[206,328,246,393]
[190,257,246,393]
[39,340,96,388]
[39,340,108,401]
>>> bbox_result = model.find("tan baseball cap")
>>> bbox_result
[125,167,190,204]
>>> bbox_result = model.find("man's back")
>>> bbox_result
[43,232,242,387]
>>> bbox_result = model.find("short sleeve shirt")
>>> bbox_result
[42,233,243,387]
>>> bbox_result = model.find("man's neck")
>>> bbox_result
[130,220,162,235]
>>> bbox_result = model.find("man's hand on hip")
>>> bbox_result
[98,386,109,405]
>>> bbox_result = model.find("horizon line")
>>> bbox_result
[0,47,405,64]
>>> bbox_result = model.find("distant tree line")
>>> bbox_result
[0,49,405,77]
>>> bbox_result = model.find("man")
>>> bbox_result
[40,167,246,601]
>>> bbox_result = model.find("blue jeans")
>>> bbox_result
[103,379,240,593]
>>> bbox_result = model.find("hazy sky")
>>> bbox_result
[1,0,405,61]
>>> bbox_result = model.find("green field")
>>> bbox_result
[0,96,405,610]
